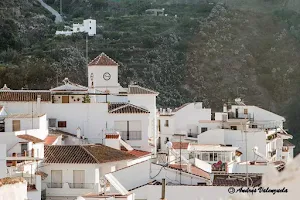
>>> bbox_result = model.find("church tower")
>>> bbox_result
[88,53,121,94]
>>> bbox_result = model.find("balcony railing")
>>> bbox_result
[46,182,63,188]
[119,131,142,140]
[68,183,95,189]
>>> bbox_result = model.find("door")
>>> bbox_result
[62,96,69,103]
[51,170,62,188]
[12,120,20,131]
[73,170,85,188]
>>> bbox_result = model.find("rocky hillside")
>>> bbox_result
[1,0,300,152]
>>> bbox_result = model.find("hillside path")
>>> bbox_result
[37,0,62,23]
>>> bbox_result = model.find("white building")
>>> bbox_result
[158,99,294,174]
[56,19,96,36]
[41,144,150,199]
[0,53,158,153]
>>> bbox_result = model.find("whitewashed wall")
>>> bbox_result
[0,181,27,200]
[0,144,6,178]
[5,117,40,132]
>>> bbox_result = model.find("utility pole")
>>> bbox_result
[60,0,63,16]
[86,34,89,78]
[160,178,166,200]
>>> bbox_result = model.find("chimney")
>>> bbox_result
[223,103,227,113]
[12,153,17,167]
[104,133,121,150]
[160,108,163,113]
[163,109,166,114]
[77,127,81,138]
[37,95,41,115]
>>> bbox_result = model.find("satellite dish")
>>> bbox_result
[166,141,173,149]
[253,146,258,152]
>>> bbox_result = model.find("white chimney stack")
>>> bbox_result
[76,127,81,138]
[104,132,121,150]
[37,95,41,114]
[223,103,227,113]
[163,109,166,114]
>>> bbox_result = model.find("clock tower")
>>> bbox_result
[88,53,121,93]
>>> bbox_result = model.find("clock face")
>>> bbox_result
[103,72,111,81]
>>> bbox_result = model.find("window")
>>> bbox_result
[58,121,67,128]
[201,127,208,133]
[214,153,218,161]
[51,170,62,188]
[90,27,91,29]
[21,143,27,155]
[164,120,169,127]
[73,170,85,188]
[244,109,248,114]
[77,28,80,31]
[12,120,20,131]
[49,118,57,128]
[209,153,214,161]
[282,156,286,159]
[62,96,69,103]
[252,125,258,128]
[165,137,169,144]
[202,153,209,161]
[231,126,237,130]
[158,120,161,132]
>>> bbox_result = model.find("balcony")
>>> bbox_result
[119,131,142,140]
[46,182,63,188]
[187,133,198,138]
[68,183,95,189]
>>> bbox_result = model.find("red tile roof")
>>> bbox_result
[88,53,119,66]
[44,135,58,145]
[44,145,136,164]
[126,150,151,157]
[172,142,190,150]
[128,85,159,95]
[105,134,120,139]
[168,164,211,180]
[17,135,44,143]
[108,103,150,114]
[0,91,51,102]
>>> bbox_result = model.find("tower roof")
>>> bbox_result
[88,52,119,66]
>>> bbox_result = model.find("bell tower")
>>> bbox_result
[88,53,121,93]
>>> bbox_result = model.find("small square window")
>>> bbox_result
[244,109,248,114]
[58,121,67,128]
[164,120,169,127]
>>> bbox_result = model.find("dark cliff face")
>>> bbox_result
[1,0,300,153]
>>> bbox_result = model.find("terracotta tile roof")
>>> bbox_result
[168,164,211,180]
[44,135,58,145]
[173,103,190,112]
[108,103,150,114]
[172,142,190,150]
[35,171,48,180]
[105,134,120,139]
[88,52,119,66]
[0,91,51,102]
[0,177,25,187]
[235,150,243,156]
[213,174,262,186]
[283,140,295,147]
[123,149,151,157]
[44,144,136,164]
[128,85,159,95]
[17,135,44,143]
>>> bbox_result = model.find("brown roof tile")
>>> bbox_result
[123,149,151,157]
[168,164,211,180]
[44,145,136,164]
[213,174,262,186]
[173,103,190,112]
[128,85,158,95]
[283,140,295,147]
[108,103,150,114]
[88,53,119,66]
[105,134,120,139]
[44,135,58,145]
[17,135,44,143]
[0,177,25,187]
[172,142,189,150]
[0,91,51,102]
